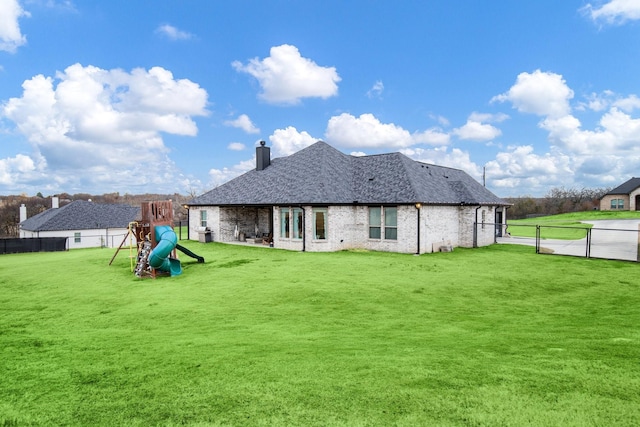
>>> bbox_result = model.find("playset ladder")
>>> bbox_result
[134,240,152,277]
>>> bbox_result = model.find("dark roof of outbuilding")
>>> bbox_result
[606,177,640,195]
[189,141,508,207]
[20,200,140,232]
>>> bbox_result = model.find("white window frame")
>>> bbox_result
[280,208,290,239]
[313,208,328,240]
[369,206,397,241]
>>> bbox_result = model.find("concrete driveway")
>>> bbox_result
[498,219,640,262]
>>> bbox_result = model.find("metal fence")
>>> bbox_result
[498,223,640,263]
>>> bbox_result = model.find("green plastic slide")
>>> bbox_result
[148,225,182,276]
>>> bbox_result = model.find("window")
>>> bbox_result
[369,206,397,240]
[293,208,303,240]
[280,208,304,240]
[369,207,381,239]
[313,208,327,240]
[200,210,207,227]
[280,208,290,238]
[611,198,625,210]
[384,207,397,240]
[74,232,81,243]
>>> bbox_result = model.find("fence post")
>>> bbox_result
[535,225,540,254]
[586,228,591,259]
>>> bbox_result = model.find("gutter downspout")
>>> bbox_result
[300,206,306,252]
[473,205,481,248]
[184,205,190,240]
[415,203,422,255]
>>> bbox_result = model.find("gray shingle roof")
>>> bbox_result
[606,177,640,195]
[189,141,508,207]
[20,201,140,232]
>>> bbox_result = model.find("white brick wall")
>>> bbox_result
[190,204,500,253]
[188,206,219,240]
[20,227,129,249]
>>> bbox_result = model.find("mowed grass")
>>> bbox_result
[507,210,640,239]
[1,242,639,426]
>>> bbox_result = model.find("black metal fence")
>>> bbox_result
[498,223,640,263]
[0,237,68,255]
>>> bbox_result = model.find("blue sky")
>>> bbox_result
[1,0,639,197]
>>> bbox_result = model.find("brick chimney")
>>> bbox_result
[256,140,270,171]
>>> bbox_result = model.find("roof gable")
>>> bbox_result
[189,141,508,207]
[606,177,640,195]
[20,201,140,232]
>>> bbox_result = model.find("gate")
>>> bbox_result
[525,225,638,262]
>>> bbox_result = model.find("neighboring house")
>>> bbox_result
[187,141,509,254]
[600,177,640,211]
[20,198,140,249]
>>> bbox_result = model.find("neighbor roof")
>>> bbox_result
[605,177,640,195]
[189,141,508,207]
[20,201,140,232]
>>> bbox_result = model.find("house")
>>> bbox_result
[19,198,140,249]
[600,178,640,211]
[187,141,509,254]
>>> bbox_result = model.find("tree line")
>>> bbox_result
[505,186,612,219]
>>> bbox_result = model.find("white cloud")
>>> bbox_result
[208,158,255,188]
[366,80,384,99]
[488,69,640,193]
[454,121,501,141]
[400,146,482,179]
[430,114,451,127]
[1,63,208,191]
[224,114,260,134]
[227,142,246,151]
[453,113,507,142]
[614,94,640,112]
[582,0,640,25]
[491,70,574,118]
[0,0,29,53]
[206,130,318,188]
[412,128,451,146]
[269,126,317,156]
[39,1,77,12]
[155,24,193,40]
[540,108,640,155]
[325,113,412,148]
[485,145,574,194]
[0,153,38,184]
[232,44,341,105]
[325,113,449,149]
[469,112,509,123]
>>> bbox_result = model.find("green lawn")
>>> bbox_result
[507,210,640,239]
[1,242,639,426]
